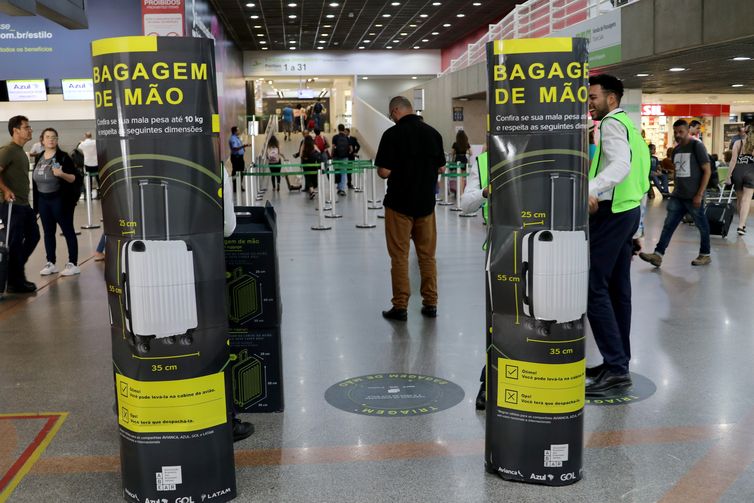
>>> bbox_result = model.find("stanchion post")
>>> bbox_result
[368,166,382,210]
[450,171,463,212]
[377,177,386,219]
[235,172,242,206]
[356,168,376,229]
[438,167,453,206]
[80,173,101,229]
[311,165,332,231]
[325,160,342,219]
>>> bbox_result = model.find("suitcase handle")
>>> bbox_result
[138,180,170,240]
[549,173,577,231]
[521,260,530,308]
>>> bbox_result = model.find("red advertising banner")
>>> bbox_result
[142,0,184,36]
[641,104,731,117]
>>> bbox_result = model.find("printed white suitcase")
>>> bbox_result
[122,180,198,350]
[521,174,588,324]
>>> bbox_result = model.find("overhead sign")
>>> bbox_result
[142,0,185,36]
[554,9,621,67]
[244,50,441,77]
[61,78,94,100]
[641,104,731,117]
[6,79,46,101]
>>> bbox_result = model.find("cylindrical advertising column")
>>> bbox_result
[484,37,589,486]
[91,36,236,502]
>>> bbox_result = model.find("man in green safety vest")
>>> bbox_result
[461,150,489,410]
[585,74,649,397]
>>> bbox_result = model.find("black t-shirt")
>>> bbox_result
[375,115,445,217]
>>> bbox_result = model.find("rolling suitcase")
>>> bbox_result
[121,180,198,353]
[226,267,262,323]
[0,202,11,299]
[522,174,588,324]
[705,185,735,237]
[231,349,264,408]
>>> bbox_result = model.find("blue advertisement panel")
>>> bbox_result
[0,0,141,89]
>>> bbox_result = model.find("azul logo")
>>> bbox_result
[530,473,546,481]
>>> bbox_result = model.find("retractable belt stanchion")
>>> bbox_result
[438,167,453,206]
[325,160,342,219]
[356,165,376,229]
[368,165,382,209]
[311,163,332,231]
[354,164,363,193]
[450,168,464,212]
[248,168,257,206]
[80,173,100,229]
[256,161,265,200]
[235,172,243,206]
[323,161,333,211]
[378,178,387,219]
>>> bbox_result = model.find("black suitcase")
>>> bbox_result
[705,187,735,237]
[0,202,11,298]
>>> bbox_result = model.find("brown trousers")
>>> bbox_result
[384,207,438,309]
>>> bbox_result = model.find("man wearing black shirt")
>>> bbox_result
[375,96,445,321]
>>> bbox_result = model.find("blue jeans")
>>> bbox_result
[333,157,348,191]
[655,196,711,256]
[651,173,668,193]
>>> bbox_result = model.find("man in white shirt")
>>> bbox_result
[78,132,99,197]
[585,74,649,397]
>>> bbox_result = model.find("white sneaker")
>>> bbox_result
[60,263,80,276]
[40,262,58,275]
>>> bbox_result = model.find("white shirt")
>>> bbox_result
[78,138,98,167]
[589,108,631,201]
[461,155,485,214]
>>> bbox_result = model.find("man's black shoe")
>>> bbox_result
[585,371,632,396]
[585,363,606,379]
[7,281,36,294]
[232,418,254,442]
[475,382,486,410]
[420,305,437,318]
[382,307,407,321]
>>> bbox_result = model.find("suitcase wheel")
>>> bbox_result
[179,334,193,346]
[537,325,551,337]
[137,341,151,354]
[162,336,177,345]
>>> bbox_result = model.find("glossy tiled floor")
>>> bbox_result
[1,178,754,502]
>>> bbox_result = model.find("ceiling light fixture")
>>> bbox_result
[288,14,297,19]
[364,39,371,43]
[457,13,465,17]
[326,14,335,18]
[432,1,441,5]
[321,33,329,36]
[257,33,264,36]
[250,15,259,19]
[382,14,391,17]
[289,47,296,50]
[246,3,255,7]
[422,39,428,42]
[287,2,296,6]
[329,2,339,6]
[253,25,262,28]
[413,46,420,49]
[319,40,326,44]
[259,41,266,44]
[409,24,417,27]
[431,31,439,35]
[262,47,268,50]
[317,46,324,49]
[369,32,376,35]
[473,1,481,5]
[731,84,744,87]
[362,76,369,80]
[324,24,332,27]
[400,32,407,35]
[386,46,393,49]
[391,1,400,5]
[358,46,365,49]
[732,56,751,61]
[393,39,400,43]
[420,14,428,18]
[443,23,451,27]
[411,76,418,79]
[375,24,383,27]
[636,73,649,77]
[669,67,686,72]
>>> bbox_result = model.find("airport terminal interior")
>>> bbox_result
[2,0,754,502]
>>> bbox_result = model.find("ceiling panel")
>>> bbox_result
[210,0,523,52]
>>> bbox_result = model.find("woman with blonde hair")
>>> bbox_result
[726,125,754,235]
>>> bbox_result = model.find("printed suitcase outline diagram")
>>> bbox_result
[231,349,268,408]
[121,180,198,354]
[226,268,263,324]
[521,173,588,325]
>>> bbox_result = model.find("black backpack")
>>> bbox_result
[313,102,323,114]
[70,147,85,172]
[333,134,350,158]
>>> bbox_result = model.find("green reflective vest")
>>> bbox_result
[477,151,489,224]
[589,110,650,213]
